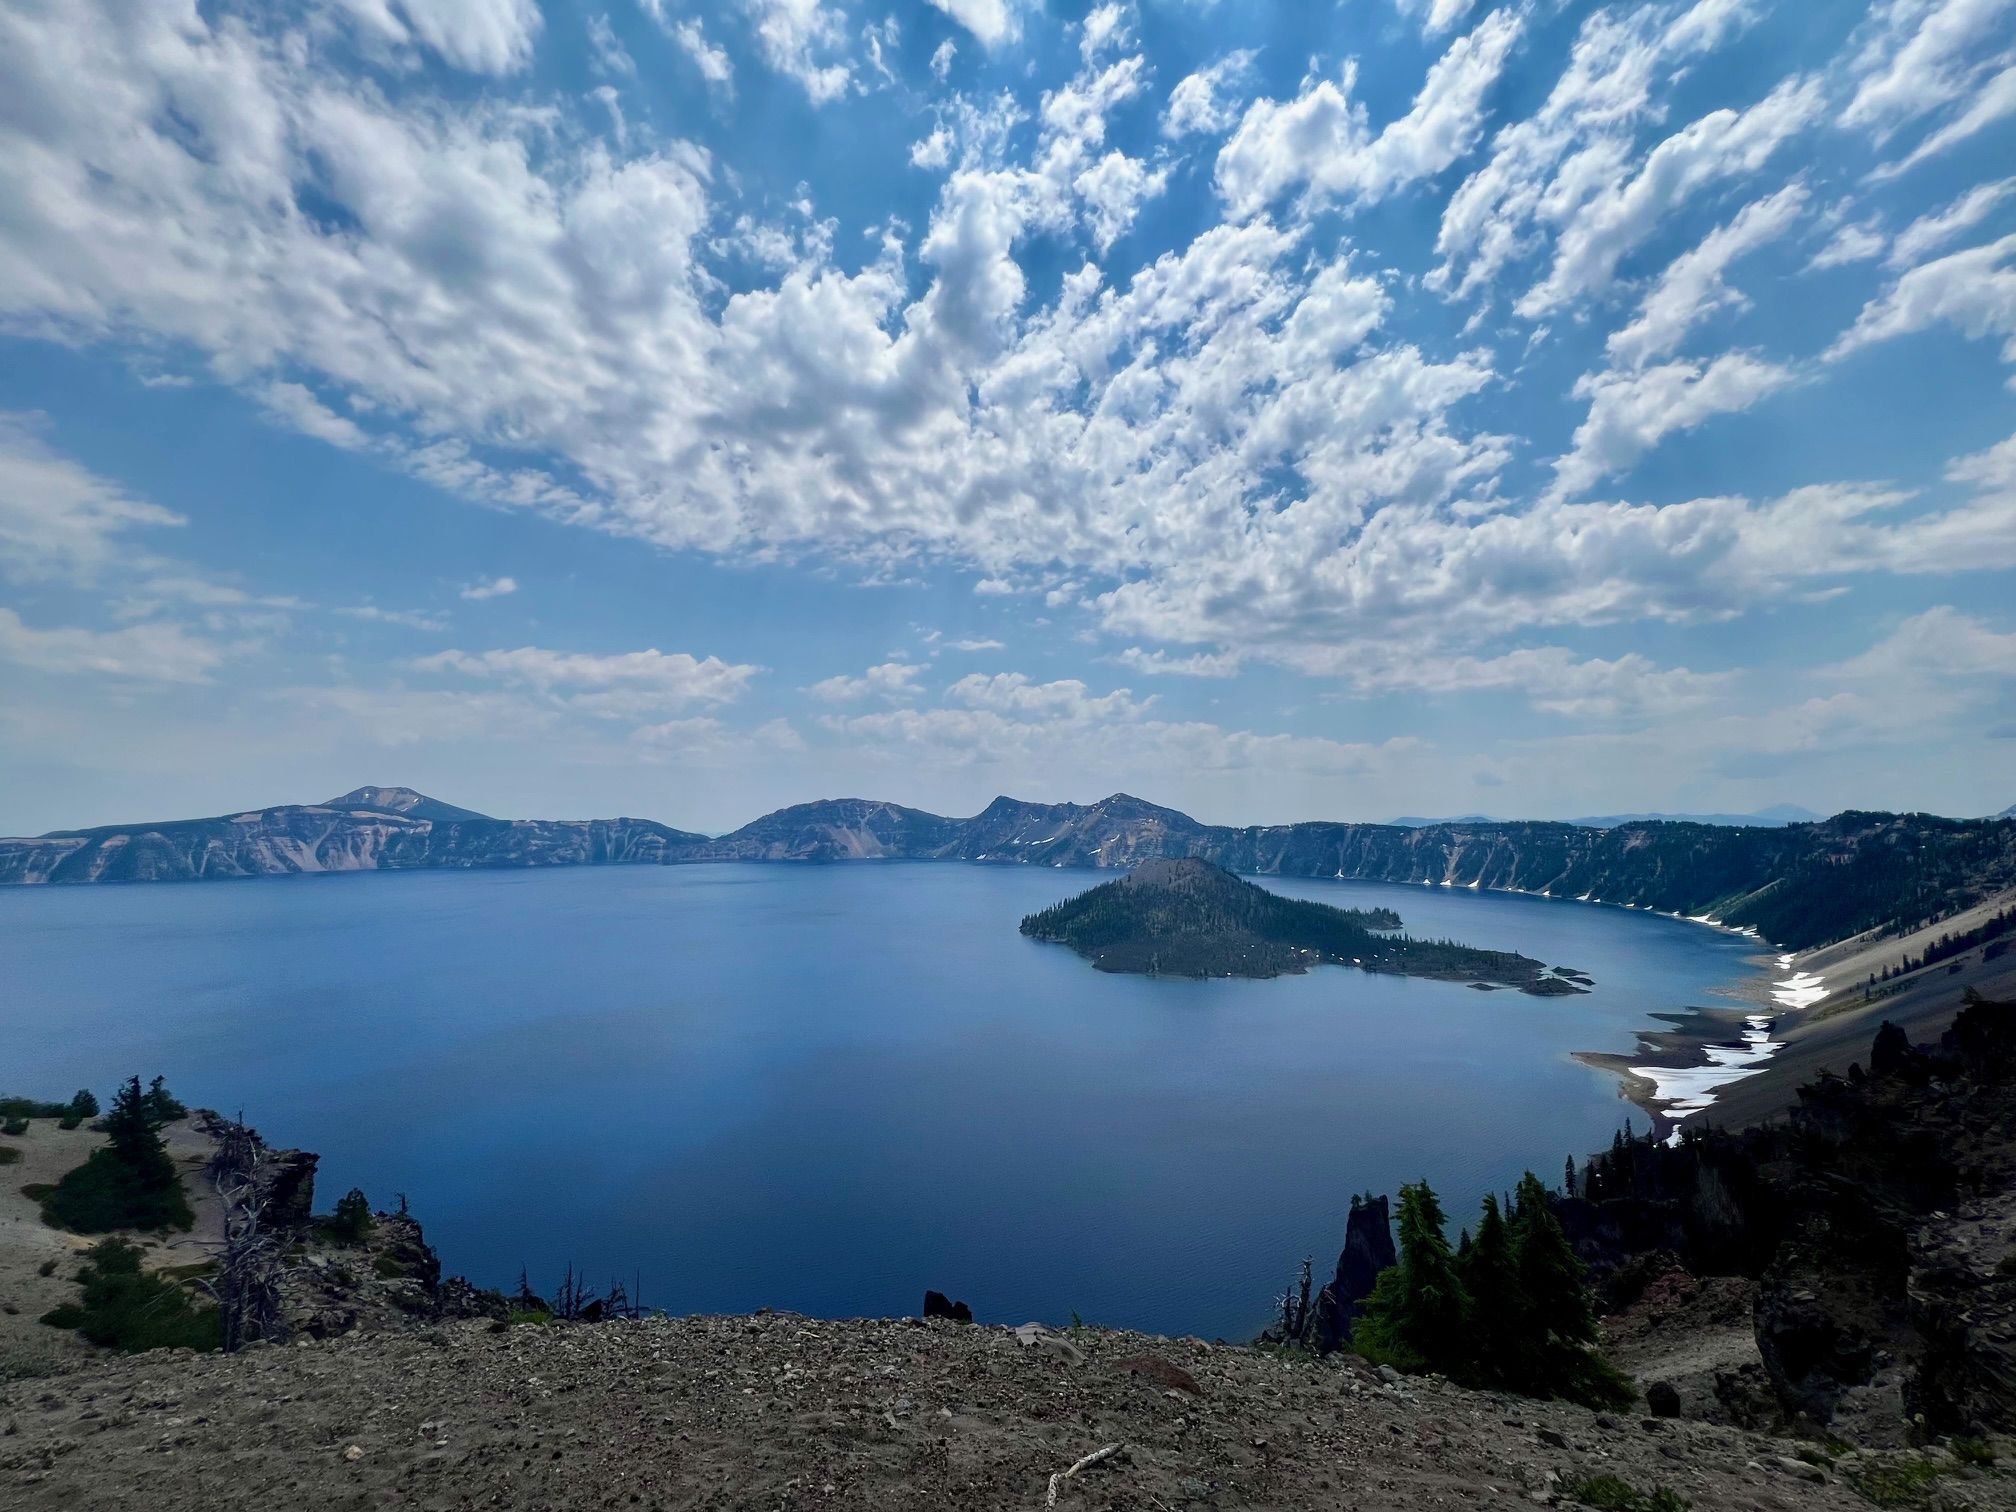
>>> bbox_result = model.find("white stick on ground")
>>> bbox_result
[1045,1442,1124,1507]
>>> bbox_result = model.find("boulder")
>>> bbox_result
[922,1290,972,1323]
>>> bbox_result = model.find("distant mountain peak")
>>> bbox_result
[323,787,492,823]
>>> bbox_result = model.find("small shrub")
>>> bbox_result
[1565,1476,1689,1512]
[1,1117,28,1137]
[57,1114,82,1130]
[38,1237,220,1353]
[0,1147,19,1167]
[37,1258,57,1277]
[508,1309,552,1326]
[1849,1458,1948,1507]
[1950,1437,1996,1467]
[373,1255,410,1280]
[20,1182,54,1201]
[69,1089,98,1119]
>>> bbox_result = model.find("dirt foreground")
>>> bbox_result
[5,1310,1965,1512]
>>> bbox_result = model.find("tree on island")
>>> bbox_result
[40,1076,194,1233]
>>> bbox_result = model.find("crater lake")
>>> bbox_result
[0,861,1761,1341]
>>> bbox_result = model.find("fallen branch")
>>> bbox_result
[1045,1442,1124,1507]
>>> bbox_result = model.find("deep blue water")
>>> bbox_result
[0,862,1759,1341]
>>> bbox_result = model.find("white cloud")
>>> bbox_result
[910,126,954,170]
[630,715,806,762]
[926,0,1021,49]
[1871,63,2016,178]
[1399,0,1480,37]
[587,13,636,77]
[339,604,450,631]
[931,39,957,81]
[1553,353,1796,499]
[1113,646,1243,678]
[1430,0,1763,302]
[1516,77,1822,319]
[668,17,735,89]
[945,670,1151,721]
[739,0,852,103]
[1216,10,1524,217]
[1162,51,1258,139]
[334,0,544,74]
[415,644,760,716]
[1806,219,1888,270]
[1828,232,2016,365]
[459,575,519,600]
[0,607,236,683]
[1888,178,2016,268]
[1606,184,1807,368]
[1841,0,2016,140]
[805,660,924,702]
[1825,604,2016,682]
[0,413,184,584]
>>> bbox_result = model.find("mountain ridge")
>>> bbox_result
[4,788,2013,952]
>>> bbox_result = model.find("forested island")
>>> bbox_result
[1019,858,1580,992]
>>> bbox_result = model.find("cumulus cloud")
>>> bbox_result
[459,575,519,600]
[1162,51,1257,138]
[334,0,544,74]
[1827,233,2016,365]
[1216,9,1523,218]
[1516,77,1822,319]
[738,0,852,102]
[1606,184,1807,368]
[805,661,924,702]
[1841,0,2016,141]
[926,0,1021,48]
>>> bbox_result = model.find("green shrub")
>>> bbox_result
[39,1077,193,1233]
[142,1077,186,1125]
[38,1238,219,1353]
[69,1089,98,1119]
[328,1188,373,1245]
[37,1258,57,1278]
[0,1147,19,1167]
[1565,1475,1688,1511]
[508,1309,552,1326]
[1849,1458,1948,1506]
[57,1114,82,1130]
[373,1255,409,1280]
[1950,1437,1996,1467]
[1,1117,28,1137]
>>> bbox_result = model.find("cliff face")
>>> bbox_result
[6,788,2012,953]
[0,805,707,885]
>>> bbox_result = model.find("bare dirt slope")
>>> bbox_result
[0,1117,218,1381]
[0,1312,1930,1511]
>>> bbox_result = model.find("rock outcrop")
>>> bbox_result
[1568,994,2016,1444]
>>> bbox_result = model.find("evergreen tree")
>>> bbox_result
[41,1076,192,1232]
[68,1088,99,1119]
[1458,1193,1527,1389]
[1508,1171,1633,1407]
[142,1075,187,1126]
[330,1188,373,1245]
[1354,1180,1471,1372]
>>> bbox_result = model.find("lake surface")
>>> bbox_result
[0,862,1760,1341]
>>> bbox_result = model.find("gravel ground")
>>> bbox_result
[2,1312,1963,1511]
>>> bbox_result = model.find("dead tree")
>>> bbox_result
[200,1114,290,1351]
[1273,1256,1314,1346]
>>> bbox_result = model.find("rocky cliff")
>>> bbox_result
[6,788,2012,953]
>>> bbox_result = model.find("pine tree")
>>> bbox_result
[1508,1171,1633,1407]
[1354,1180,1471,1373]
[1458,1193,1527,1389]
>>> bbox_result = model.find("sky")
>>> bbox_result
[0,0,2013,835]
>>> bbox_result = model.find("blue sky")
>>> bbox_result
[1,0,2013,834]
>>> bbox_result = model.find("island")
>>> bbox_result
[1018,857,1581,993]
